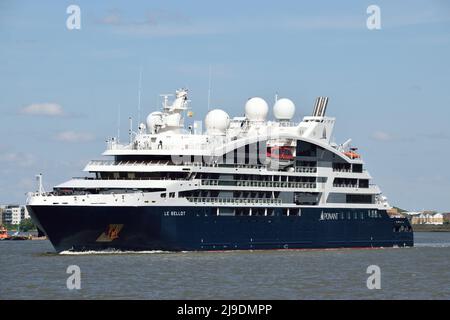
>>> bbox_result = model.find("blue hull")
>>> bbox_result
[27,205,413,252]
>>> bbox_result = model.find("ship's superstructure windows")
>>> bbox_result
[333,178,358,188]
[98,171,190,180]
[294,192,320,205]
[346,194,373,204]
[296,141,317,157]
[333,162,351,172]
[358,179,369,188]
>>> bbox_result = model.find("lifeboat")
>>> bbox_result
[267,146,294,161]
[344,151,360,159]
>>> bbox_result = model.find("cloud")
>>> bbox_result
[0,152,35,167]
[97,9,191,27]
[408,84,422,92]
[54,131,95,143]
[281,15,362,31]
[97,9,122,25]
[97,9,218,37]
[371,131,393,141]
[422,132,450,140]
[20,103,64,117]
[95,5,450,39]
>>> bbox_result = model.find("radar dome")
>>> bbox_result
[146,112,163,134]
[245,97,269,121]
[205,109,230,135]
[273,98,295,120]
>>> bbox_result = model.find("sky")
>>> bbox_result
[0,0,449,211]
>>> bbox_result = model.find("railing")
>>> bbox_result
[333,184,377,189]
[201,180,316,189]
[295,167,317,173]
[87,160,171,166]
[88,160,324,175]
[333,184,358,188]
[72,176,189,181]
[186,197,282,205]
[332,168,352,172]
[107,140,209,151]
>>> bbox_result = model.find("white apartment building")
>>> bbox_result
[1,205,30,225]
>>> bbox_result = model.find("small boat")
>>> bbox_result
[344,148,361,159]
[0,226,32,240]
[267,146,295,161]
[7,235,32,241]
[267,146,295,169]
[0,226,8,240]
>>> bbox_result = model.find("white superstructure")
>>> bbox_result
[28,88,390,214]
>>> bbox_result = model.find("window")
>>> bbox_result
[358,179,369,188]
[346,194,372,204]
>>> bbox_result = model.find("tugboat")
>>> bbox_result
[1,226,31,240]
[0,225,8,240]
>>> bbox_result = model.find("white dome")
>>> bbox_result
[146,112,163,134]
[273,98,295,120]
[205,109,230,134]
[245,97,269,121]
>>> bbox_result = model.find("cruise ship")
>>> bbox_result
[27,88,413,252]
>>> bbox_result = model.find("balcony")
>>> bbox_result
[201,179,316,189]
[295,167,317,173]
[186,197,282,205]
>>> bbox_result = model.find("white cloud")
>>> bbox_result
[98,10,122,25]
[371,131,393,141]
[0,152,35,167]
[114,23,219,37]
[97,9,221,37]
[55,131,94,143]
[20,103,64,116]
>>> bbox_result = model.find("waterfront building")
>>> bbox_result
[2,205,30,225]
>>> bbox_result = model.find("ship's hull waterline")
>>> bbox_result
[28,205,413,252]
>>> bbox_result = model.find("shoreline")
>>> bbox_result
[412,225,450,232]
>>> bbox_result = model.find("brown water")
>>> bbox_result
[0,232,449,299]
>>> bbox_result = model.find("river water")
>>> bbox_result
[0,232,449,299]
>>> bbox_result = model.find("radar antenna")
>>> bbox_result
[137,67,143,123]
[207,64,212,111]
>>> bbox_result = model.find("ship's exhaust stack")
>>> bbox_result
[312,97,329,117]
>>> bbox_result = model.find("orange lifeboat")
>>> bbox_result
[344,151,360,159]
[267,146,294,161]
